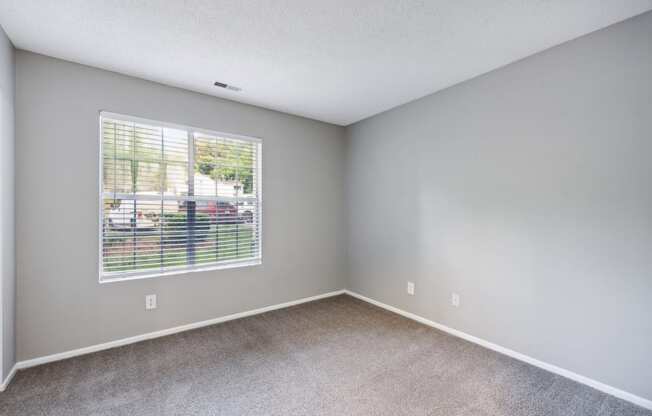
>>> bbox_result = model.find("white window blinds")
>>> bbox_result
[100,112,261,281]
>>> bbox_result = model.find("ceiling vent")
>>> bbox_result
[214,81,241,92]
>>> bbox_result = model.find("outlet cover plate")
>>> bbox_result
[145,294,157,310]
[407,281,415,295]
[451,293,460,307]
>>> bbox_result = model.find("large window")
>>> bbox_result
[100,112,261,282]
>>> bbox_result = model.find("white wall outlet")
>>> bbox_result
[145,294,157,310]
[451,292,460,307]
[407,281,415,295]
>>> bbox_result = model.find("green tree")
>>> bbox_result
[194,141,254,194]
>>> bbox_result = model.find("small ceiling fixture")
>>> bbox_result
[214,81,242,92]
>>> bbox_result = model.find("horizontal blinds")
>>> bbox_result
[101,113,261,280]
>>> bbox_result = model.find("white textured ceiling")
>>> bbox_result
[1,1,651,125]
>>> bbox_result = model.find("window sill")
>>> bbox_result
[99,258,262,284]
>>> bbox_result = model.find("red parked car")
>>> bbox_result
[180,200,239,223]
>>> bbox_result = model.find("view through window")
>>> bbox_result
[100,112,261,281]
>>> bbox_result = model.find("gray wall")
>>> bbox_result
[345,11,652,400]
[0,25,15,381]
[15,51,346,361]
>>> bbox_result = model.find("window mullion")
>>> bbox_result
[235,144,241,259]
[112,122,116,198]
[219,137,220,261]
[160,128,164,272]
[131,122,137,269]
[187,130,196,265]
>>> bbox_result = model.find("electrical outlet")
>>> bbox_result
[145,294,157,310]
[451,293,460,307]
[407,281,415,295]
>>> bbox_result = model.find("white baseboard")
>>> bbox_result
[0,364,17,392]
[5,287,651,411]
[7,290,345,379]
[343,289,652,411]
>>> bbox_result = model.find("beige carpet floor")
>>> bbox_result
[0,294,649,415]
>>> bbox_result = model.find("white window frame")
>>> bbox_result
[98,111,262,283]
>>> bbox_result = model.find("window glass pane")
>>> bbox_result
[161,202,188,268]
[163,128,188,162]
[239,167,255,196]
[134,161,161,194]
[133,124,162,162]
[193,134,218,197]
[163,163,188,197]
[103,158,132,194]
[102,198,162,272]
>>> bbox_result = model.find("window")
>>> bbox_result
[100,112,261,282]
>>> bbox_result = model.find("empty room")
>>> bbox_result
[0,1,651,415]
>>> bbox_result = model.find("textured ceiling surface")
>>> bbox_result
[1,1,651,125]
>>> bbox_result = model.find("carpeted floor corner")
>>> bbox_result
[0,294,649,415]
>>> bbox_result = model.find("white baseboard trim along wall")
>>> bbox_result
[0,289,345,392]
[2,287,651,411]
[343,289,652,411]
[0,365,16,392]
